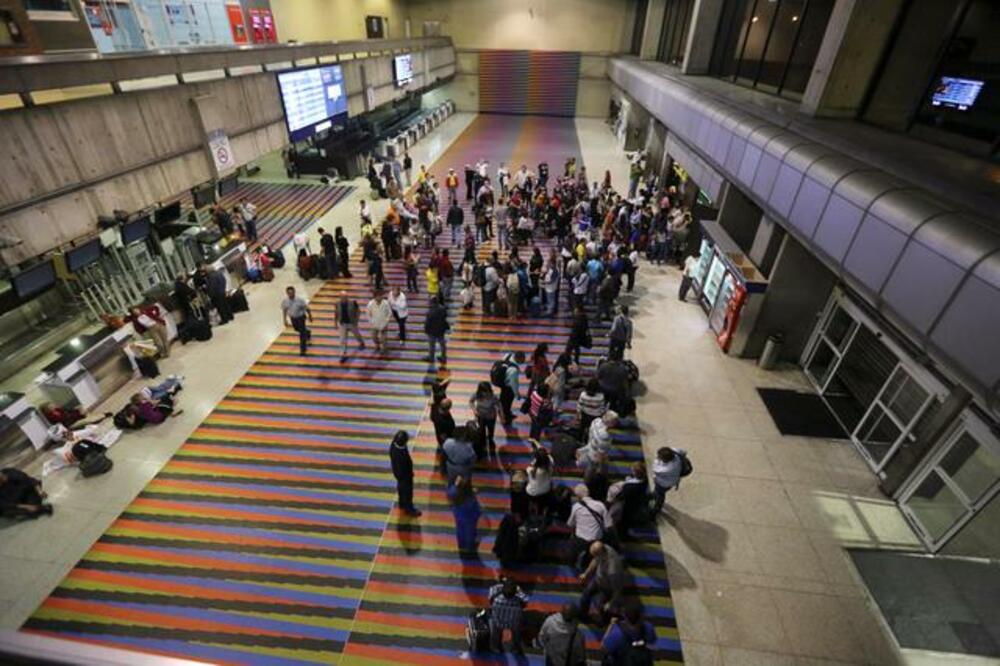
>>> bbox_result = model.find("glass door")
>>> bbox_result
[852,364,937,473]
[900,414,1000,551]
[804,301,859,392]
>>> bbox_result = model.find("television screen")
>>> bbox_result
[191,183,216,209]
[218,174,239,198]
[121,215,151,245]
[13,260,56,300]
[154,201,182,225]
[931,77,985,111]
[277,65,349,141]
[66,239,102,272]
[394,53,414,87]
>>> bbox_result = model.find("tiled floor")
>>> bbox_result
[0,112,950,666]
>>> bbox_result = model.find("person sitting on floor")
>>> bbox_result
[43,422,122,476]
[0,468,53,519]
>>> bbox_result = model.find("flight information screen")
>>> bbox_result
[931,77,984,111]
[277,65,349,141]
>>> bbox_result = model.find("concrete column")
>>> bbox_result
[640,0,668,60]
[801,0,906,118]
[682,0,725,74]
[748,216,785,279]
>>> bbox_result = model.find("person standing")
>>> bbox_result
[389,430,421,517]
[366,290,393,353]
[499,351,525,425]
[464,164,475,200]
[281,286,313,357]
[318,227,338,279]
[205,264,232,325]
[470,381,500,457]
[445,168,460,205]
[128,304,170,358]
[334,291,366,363]
[567,484,613,571]
[438,249,454,302]
[542,260,560,317]
[423,297,450,367]
[482,261,500,316]
[388,286,409,343]
[566,308,591,365]
[579,541,625,624]
[608,306,633,361]
[238,198,258,242]
[403,151,413,188]
[172,273,198,321]
[537,603,586,666]
[488,577,529,655]
[449,475,480,554]
[335,227,352,278]
[447,200,464,246]
[601,601,657,665]
[679,252,701,301]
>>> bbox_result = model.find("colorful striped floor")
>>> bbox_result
[22,115,682,665]
[186,181,354,251]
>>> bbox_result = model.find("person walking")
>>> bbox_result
[652,445,688,514]
[423,297,450,367]
[445,168,460,206]
[448,475,480,554]
[579,541,625,624]
[335,227,352,278]
[389,430,421,517]
[281,286,313,357]
[388,286,408,343]
[366,290,393,353]
[334,291,366,362]
[446,200,464,246]
[600,601,657,665]
[443,424,476,486]
[566,308,591,365]
[488,577,530,655]
[403,151,413,188]
[528,384,554,441]
[537,603,587,666]
[679,252,700,301]
[498,351,525,425]
[438,249,455,301]
[470,381,500,458]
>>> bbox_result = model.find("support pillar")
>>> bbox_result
[639,0,668,60]
[801,0,906,118]
[682,0,725,74]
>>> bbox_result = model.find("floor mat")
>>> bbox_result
[757,388,848,439]
[850,550,1000,658]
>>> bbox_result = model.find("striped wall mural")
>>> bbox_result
[479,50,581,117]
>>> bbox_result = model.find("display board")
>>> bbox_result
[66,239,103,272]
[931,77,985,111]
[394,53,414,86]
[277,65,348,142]
[121,215,151,245]
[154,201,182,225]
[479,50,581,117]
[12,260,56,299]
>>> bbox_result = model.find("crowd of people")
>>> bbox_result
[370,153,696,664]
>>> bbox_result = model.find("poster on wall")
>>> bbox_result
[248,7,276,43]
[226,3,246,43]
[207,129,236,174]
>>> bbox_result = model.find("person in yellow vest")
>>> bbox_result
[445,168,460,205]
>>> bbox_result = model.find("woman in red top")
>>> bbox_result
[528,342,550,392]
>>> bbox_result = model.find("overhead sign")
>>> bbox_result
[207,129,235,173]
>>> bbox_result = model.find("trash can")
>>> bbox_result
[759,334,784,370]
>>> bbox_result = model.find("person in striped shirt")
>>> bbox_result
[488,577,530,654]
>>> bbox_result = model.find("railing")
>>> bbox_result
[0,36,453,100]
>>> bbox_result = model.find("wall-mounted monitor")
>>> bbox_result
[121,214,151,245]
[218,174,239,198]
[394,53,414,87]
[65,239,102,272]
[191,183,216,209]
[12,260,56,300]
[276,64,349,142]
[154,200,182,225]
[931,77,985,111]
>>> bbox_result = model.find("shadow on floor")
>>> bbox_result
[662,505,729,564]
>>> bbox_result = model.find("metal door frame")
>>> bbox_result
[898,411,1000,551]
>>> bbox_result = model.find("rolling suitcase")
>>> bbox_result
[466,609,491,653]
[229,288,249,313]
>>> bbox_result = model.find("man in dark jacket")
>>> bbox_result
[464,164,475,200]
[423,297,450,367]
[447,201,464,246]
[318,227,338,278]
[172,273,198,320]
[389,430,420,517]
[205,264,232,324]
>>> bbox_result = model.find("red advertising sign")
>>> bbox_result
[226,3,247,43]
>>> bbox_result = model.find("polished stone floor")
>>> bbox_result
[0,112,977,666]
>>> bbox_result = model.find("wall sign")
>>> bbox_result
[207,129,235,173]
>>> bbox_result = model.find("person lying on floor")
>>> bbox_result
[0,468,53,519]
[43,422,122,476]
[114,376,185,430]
[39,403,112,429]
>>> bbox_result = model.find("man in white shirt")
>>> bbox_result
[238,198,258,242]
[366,290,393,353]
[387,286,409,343]
[567,484,613,570]
[679,252,701,301]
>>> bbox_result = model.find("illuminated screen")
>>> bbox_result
[931,77,985,111]
[394,53,414,86]
[277,65,349,141]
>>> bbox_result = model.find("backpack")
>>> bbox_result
[490,358,511,388]
[680,451,693,478]
[79,452,113,478]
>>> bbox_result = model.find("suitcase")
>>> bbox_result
[229,289,249,313]
[192,318,212,341]
[316,255,331,280]
[466,609,491,653]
